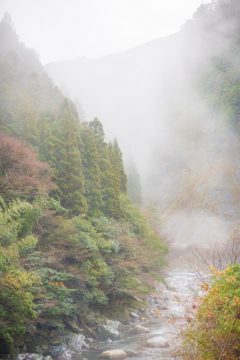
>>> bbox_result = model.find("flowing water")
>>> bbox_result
[82,268,203,360]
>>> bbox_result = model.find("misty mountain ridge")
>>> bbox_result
[46,2,236,175]
[46,0,240,248]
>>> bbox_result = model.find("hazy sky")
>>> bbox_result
[0,0,208,64]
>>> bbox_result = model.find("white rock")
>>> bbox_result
[130,312,139,318]
[131,325,150,334]
[98,320,120,340]
[100,350,127,360]
[67,334,87,352]
[17,355,52,360]
[146,336,169,348]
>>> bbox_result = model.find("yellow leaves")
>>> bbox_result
[0,271,38,290]
[226,275,237,284]
[200,283,209,291]
[48,281,66,288]
[185,264,240,360]
[0,243,19,261]
[209,265,223,276]
[233,296,240,306]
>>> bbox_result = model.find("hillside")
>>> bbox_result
[0,14,166,356]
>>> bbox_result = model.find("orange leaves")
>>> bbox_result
[48,281,66,288]
[200,283,209,291]
[0,131,56,202]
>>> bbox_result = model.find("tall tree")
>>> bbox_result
[111,139,127,193]
[89,119,122,218]
[52,100,87,214]
[126,158,142,205]
[82,125,103,216]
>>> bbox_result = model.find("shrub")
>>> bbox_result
[184,265,240,360]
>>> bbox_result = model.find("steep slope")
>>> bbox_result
[0,14,166,356]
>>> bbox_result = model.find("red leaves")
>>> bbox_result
[0,131,55,201]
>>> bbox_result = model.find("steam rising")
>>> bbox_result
[5,0,237,250]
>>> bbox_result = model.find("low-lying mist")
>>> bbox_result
[46,0,240,250]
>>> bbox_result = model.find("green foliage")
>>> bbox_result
[119,194,167,268]
[184,265,240,360]
[49,100,87,215]
[0,270,37,345]
[0,16,167,354]
[81,125,103,216]
[0,198,42,346]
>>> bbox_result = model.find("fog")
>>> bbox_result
[2,0,240,250]
[0,0,206,63]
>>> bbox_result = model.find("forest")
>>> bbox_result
[0,14,166,356]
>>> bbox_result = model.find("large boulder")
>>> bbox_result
[48,346,72,360]
[98,320,120,340]
[130,325,150,334]
[100,350,127,360]
[66,334,87,353]
[49,334,87,360]
[146,336,169,348]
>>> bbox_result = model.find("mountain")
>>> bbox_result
[46,0,240,251]
[45,0,240,204]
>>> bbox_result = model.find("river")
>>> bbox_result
[82,267,203,360]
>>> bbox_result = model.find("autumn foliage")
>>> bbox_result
[0,132,55,201]
[184,265,240,360]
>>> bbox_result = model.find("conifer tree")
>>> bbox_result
[82,125,103,216]
[126,158,142,204]
[89,118,121,218]
[111,139,127,193]
[51,100,87,214]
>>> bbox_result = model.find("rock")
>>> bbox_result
[56,349,72,360]
[100,350,127,360]
[66,334,87,352]
[87,337,94,343]
[130,312,139,319]
[17,354,52,360]
[98,320,120,340]
[49,334,86,360]
[125,349,139,357]
[48,346,72,360]
[147,336,169,348]
[166,284,177,292]
[118,323,130,333]
[130,325,150,334]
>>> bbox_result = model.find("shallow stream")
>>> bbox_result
[82,269,202,360]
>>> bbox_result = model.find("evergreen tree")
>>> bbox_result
[52,100,87,214]
[102,143,121,218]
[82,125,103,216]
[89,119,122,218]
[111,139,127,193]
[126,158,142,205]
[89,118,105,142]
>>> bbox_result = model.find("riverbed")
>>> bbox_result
[82,269,202,360]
